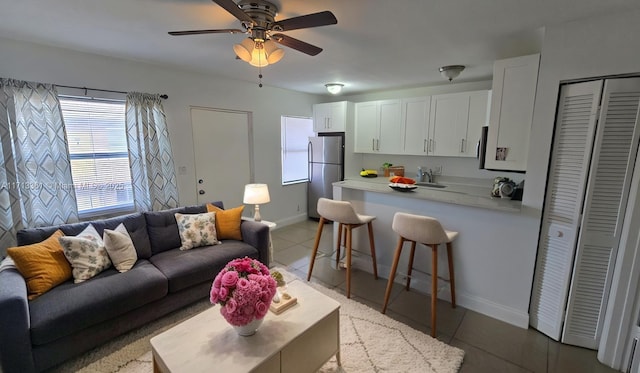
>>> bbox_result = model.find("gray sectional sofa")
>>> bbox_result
[0,202,270,373]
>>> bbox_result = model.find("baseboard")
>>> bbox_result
[349,252,530,329]
[273,213,309,229]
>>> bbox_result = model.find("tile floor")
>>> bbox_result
[270,219,621,373]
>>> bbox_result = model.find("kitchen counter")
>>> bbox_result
[330,176,538,329]
[336,177,522,213]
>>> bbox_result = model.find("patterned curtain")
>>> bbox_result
[125,92,179,212]
[0,78,79,252]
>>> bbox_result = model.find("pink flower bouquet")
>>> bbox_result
[210,257,277,326]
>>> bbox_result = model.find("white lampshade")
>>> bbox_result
[264,40,285,64]
[233,38,255,62]
[243,183,270,221]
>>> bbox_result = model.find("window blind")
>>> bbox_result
[281,116,314,185]
[59,96,134,215]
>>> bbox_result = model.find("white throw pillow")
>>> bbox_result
[0,256,16,273]
[59,224,112,283]
[174,212,220,250]
[103,223,137,272]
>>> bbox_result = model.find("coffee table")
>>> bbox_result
[150,279,341,373]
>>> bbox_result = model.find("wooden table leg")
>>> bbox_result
[431,244,438,338]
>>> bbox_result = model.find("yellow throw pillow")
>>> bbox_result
[7,230,72,300]
[206,204,244,241]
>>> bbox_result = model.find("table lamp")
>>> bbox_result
[243,183,270,222]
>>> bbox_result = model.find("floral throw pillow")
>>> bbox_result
[59,224,112,283]
[174,212,220,250]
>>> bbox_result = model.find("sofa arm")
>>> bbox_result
[240,220,270,267]
[0,269,36,373]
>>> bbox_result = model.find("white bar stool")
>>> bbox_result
[307,198,378,298]
[381,212,457,337]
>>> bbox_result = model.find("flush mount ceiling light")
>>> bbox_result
[325,83,344,95]
[439,65,466,82]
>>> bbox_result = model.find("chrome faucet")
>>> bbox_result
[417,167,434,183]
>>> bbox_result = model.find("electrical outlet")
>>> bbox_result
[434,165,443,175]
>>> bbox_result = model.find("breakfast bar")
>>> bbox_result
[332,177,539,328]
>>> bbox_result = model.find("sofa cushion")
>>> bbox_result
[144,205,207,255]
[16,213,153,259]
[175,212,220,250]
[103,223,137,272]
[149,242,258,293]
[59,225,112,283]
[28,259,167,346]
[206,204,244,241]
[7,230,72,300]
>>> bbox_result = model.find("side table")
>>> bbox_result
[242,217,276,266]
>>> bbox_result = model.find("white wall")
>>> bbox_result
[0,37,322,224]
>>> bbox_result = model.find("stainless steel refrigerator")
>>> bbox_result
[307,133,344,219]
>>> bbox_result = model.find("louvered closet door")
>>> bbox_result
[563,77,640,348]
[529,80,602,340]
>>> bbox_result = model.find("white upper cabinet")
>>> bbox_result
[354,100,402,153]
[428,91,489,157]
[484,54,540,171]
[402,97,431,155]
[313,101,350,132]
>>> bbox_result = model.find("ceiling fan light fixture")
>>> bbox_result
[439,65,466,82]
[325,83,344,95]
[264,39,284,64]
[233,37,254,62]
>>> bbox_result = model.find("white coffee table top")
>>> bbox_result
[151,279,340,373]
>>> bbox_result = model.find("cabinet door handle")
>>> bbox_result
[461,139,465,153]
[423,139,427,152]
[376,139,380,151]
[372,138,375,151]
[327,118,331,129]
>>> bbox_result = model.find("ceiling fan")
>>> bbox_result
[169,0,338,66]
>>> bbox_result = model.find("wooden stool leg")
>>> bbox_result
[430,244,438,337]
[346,225,353,298]
[405,241,416,291]
[367,221,378,279]
[336,223,343,268]
[382,237,405,314]
[307,217,325,281]
[447,242,456,308]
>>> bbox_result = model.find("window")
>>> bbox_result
[59,96,134,217]
[281,116,314,185]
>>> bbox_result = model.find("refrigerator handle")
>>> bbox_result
[308,141,313,182]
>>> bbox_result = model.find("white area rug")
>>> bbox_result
[49,282,464,373]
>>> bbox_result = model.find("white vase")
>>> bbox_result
[233,317,264,336]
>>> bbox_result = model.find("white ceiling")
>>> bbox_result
[1,0,639,95]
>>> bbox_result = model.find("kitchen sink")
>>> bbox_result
[416,182,447,189]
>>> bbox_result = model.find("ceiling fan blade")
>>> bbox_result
[168,29,244,36]
[273,11,337,31]
[212,0,254,24]
[271,33,322,56]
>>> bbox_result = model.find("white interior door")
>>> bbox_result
[529,80,602,340]
[191,107,253,208]
[563,77,640,348]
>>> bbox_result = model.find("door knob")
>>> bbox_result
[198,190,205,195]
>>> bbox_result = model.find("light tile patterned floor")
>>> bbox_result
[271,219,619,373]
